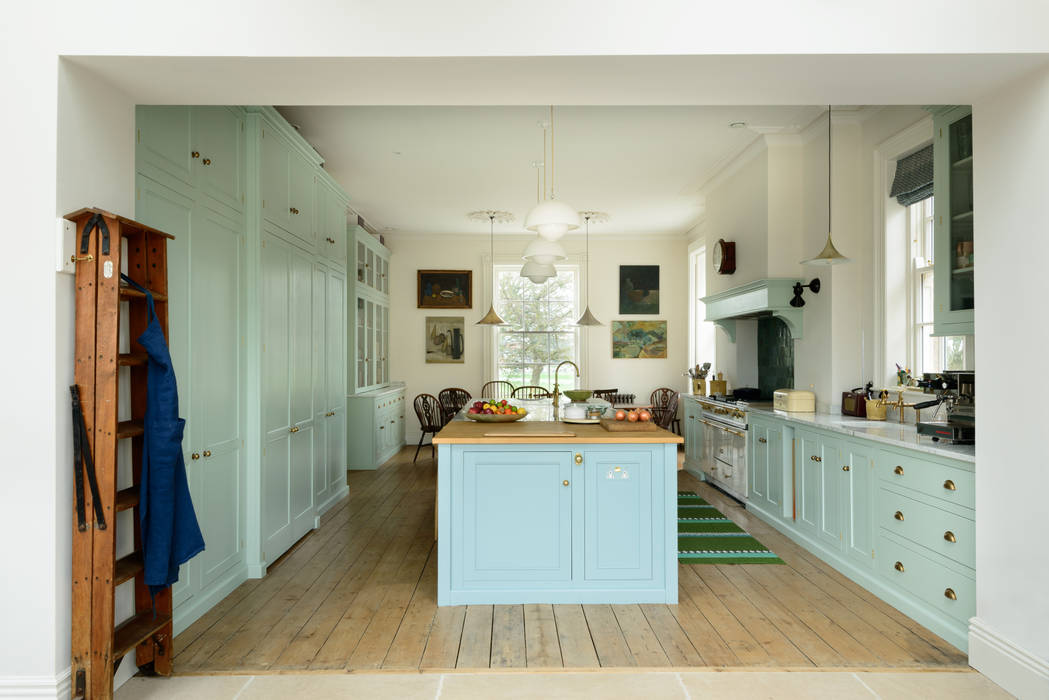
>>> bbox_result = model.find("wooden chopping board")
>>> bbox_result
[600,417,658,432]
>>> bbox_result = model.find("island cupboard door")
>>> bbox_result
[582,449,655,581]
[460,451,572,583]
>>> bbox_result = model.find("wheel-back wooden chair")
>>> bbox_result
[438,387,472,425]
[650,387,681,433]
[413,393,444,463]
[480,380,515,400]
[512,385,550,399]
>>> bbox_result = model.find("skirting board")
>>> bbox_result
[173,564,250,636]
[969,617,1049,700]
[0,667,70,698]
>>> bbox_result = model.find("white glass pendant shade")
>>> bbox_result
[522,237,567,265]
[525,199,580,241]
[520,260,556,284]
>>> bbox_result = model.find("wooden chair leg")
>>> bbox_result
[414,431,425,463]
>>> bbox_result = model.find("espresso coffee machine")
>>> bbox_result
[915,371,975,444]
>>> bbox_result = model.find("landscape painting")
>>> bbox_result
[619,264,660,314]
[426,316,465,363]
[612,320,667,359]
[418,270,472,309]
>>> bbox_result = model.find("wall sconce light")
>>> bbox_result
[790,278,821,308]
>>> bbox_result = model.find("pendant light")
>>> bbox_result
[525,106,578,242]
[470,210,514,326]
[575,211,608,326]
[801,105,851,265]
[520,260,557,283]
[521,145,563,277]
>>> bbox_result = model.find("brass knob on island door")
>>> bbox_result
[894,561,905,572]
[191,452,200,460]
[944,588,958,601]
[894,466,904,476]
[944,530,957,543]
[943,479,956,491]
[203,450,212,458]
[574,454,583,465]
[563,480,570,487]
[894,511,905,521]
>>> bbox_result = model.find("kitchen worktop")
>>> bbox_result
[432,418,683,444]
[749,407,975,463]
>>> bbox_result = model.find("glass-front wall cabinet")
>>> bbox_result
[932,106,975,336]
[351,225,392,393]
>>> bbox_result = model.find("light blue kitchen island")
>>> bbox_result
[433,406,683,606]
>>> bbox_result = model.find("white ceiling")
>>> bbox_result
[276,105,824,236]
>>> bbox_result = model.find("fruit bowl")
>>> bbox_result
[464,412,527,423]
[563,390,593,402]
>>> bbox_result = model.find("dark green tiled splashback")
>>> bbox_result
[758,316,794,400]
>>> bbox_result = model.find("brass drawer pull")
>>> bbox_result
[944,587,957,601]
[893,511,905,521]
[574,453,583,465]
[943,530,957,543]
[202,450,212,457]
[191,452,200,460]
[842,465,850,472]
[943,479,956,491]
[289,426,300,433]
[757,437,767,443]
[893,465,904,476]
[894,561,905,572]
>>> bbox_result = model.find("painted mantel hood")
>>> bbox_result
[701,278,805,342]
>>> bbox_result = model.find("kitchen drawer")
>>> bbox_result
[877,487,974,569]
[877,452,974,511]
[877,533,975,624]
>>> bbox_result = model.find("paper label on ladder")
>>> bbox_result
[103,260,114,278]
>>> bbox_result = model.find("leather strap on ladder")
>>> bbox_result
[70,385,106,531]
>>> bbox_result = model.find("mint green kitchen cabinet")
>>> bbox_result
[346,384,406,470]
[315,182,349,265]
[309,260,348,515]
[931,106,975,336]
[681,397,704,473]
[258,117,320,249]
[842,441,876,569]
[350,226,393,395]
[794,429,845,550]
[748,415,785,520]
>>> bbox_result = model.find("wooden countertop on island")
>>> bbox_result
[432,420,684,444]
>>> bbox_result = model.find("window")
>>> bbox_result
[493,264,580,390]
[908,197,971,375]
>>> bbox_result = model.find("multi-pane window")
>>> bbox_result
[909,197,969,374]
[493,265,580,390]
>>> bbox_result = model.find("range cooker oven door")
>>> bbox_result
[704,418,748,499]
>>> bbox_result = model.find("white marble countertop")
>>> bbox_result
[747,406,975,464]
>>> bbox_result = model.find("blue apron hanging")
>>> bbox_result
[123,274,205,596]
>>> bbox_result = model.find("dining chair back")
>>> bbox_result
[650,387,681,433]
[413,393,444,463]
[438,387,472,425]
[591,388,619,402]
[512,385,550,399]
[480,380,515,400]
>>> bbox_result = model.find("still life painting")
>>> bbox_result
[611,320,667,359]
[418,270,472,309]
[619,264,659,314]
[426,316,465,363]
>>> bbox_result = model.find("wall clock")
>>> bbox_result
[712,239,736,274]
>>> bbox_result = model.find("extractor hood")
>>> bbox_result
[701,278,805,342]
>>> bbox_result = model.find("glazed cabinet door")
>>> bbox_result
[458,451,573,584]
[582,449,655,582]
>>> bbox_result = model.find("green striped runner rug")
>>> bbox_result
[678,491,784,564]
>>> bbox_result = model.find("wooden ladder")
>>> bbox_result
[70,208,176,699]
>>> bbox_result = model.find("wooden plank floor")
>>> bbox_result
[173,448,969,672]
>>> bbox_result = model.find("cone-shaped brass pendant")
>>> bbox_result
[575,305,603,327]
[476,304,507,326]
[801,232,851,266]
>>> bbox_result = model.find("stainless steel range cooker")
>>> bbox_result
[694,395,750,501]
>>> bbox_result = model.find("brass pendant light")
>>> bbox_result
[575,211,608,326]
[801,105,851,266]
[471,210,514,325]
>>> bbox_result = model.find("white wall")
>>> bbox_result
[387,232,689,442]
[969,64,1049,700]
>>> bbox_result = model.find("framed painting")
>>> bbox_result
[418,269,472,309]
[426,316,465,363]
[612,320,667,359]
[619,264,660,314]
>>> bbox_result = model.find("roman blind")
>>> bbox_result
[889,145,934,207]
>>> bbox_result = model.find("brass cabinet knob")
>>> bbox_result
[574,453,583,465]
[191,452,200,460]
[563,480,570,487]
[893,466,904,476]
[943,479,956,491]
[202,158,211,165]
[289,426,300,433]
[894,561,905,572]
[944,588,957,601]
[202,450,212,457]
[943,530,957,543]
[893,510,905,521]
[815,456,822,463]
[390,420,395,425]
[810,455,815,461]
[842,465,850,472]
[290,207,299,215]
[379,425,384,430]
[191,151,200,158]
[757,437,767,443]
